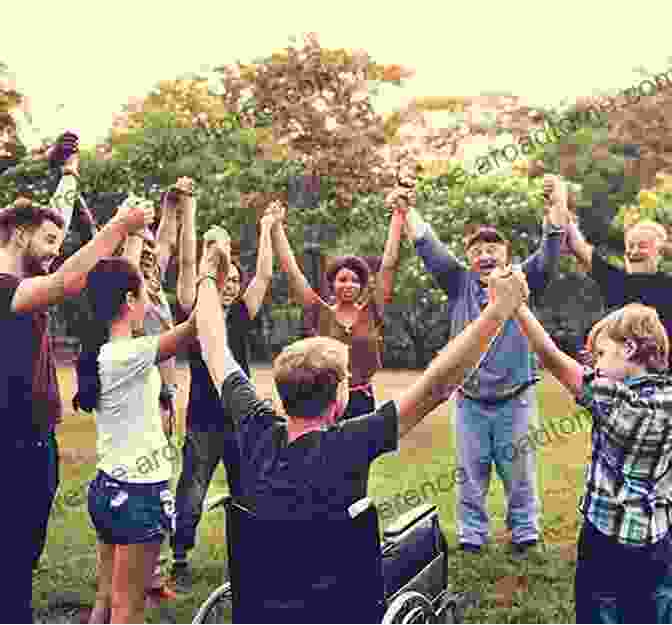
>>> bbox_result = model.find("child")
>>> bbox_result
[515,301,672,623]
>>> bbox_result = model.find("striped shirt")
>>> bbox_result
[576,368,672,545]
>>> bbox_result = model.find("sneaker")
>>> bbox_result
[459,543,482,554]
[170,562,193,593]
[511,539,538,556]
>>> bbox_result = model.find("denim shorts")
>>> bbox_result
[88,471,174,545]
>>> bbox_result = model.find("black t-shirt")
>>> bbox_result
[179,299,253,432]
[220,372,399,520]
[0,275,62,440]
[590,254,672,364]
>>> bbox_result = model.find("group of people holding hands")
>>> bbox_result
[2,131,672,623]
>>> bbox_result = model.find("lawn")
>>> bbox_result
[34,365,587,623]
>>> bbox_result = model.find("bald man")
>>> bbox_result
[568,218,672,366]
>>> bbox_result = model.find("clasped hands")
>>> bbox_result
[487,266,530,319]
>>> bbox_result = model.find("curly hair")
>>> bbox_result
[325,255,370,291]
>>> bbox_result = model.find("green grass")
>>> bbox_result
[35,366,587,623]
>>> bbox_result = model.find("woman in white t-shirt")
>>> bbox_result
[73,256,196,624]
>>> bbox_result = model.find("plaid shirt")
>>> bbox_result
[576,368,672,545]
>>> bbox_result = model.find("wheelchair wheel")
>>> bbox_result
[383,591,437,624]
[191,582,233,624]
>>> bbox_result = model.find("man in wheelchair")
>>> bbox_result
[192,241,529,622]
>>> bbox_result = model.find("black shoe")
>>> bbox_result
[170,562,193,593]
[511,539,538,555]
[459,543,482,554]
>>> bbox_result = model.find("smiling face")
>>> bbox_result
[466,240,509,283]
[332,267,363,303]
[22,220,65,276]
[625,226,663,273]
[591,332,635,381]
[220,263,242,307]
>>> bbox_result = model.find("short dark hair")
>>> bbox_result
[325,255,370,289]
[0,197,65,234]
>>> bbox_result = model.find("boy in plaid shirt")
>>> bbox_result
[515,301,672,623]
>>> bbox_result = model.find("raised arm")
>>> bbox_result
[565,218,594,271]
[155,182,181,273]
[521,175,567,294]
[195,242,231,392]
[406,207,465,299]
[396,267,529,437]
[48,132,80,235]
[269,204,320,307]
[122,230,145,266]
[176,188,198,313]
[514,303,583,396]
[10,200,154,314]
[49,172,78,236]
[241,211,275,319]
[375,208,405,311]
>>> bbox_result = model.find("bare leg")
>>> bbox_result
[111,543,151,624]
[143,541,163,610]
[89,542,115,624]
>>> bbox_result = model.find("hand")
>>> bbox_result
[385,187,415,215]
[544,174,568,228]
[114,195,155,234]
[265,200,286,226]
[487,266,529,319]
[164,177,194,212]
[49,131,79,170]
[260,211,276,230]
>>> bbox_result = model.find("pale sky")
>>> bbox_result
[5,0,672,147]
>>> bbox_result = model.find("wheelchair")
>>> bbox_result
[192,496,478,623]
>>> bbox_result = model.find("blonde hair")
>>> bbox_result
[625,220,668,245]
[273,337,349,417]
[587,303,669,372]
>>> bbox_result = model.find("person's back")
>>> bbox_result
[221,369,398,520]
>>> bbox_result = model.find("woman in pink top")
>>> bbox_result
[269,200,406,419]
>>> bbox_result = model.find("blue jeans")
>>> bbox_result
[88,471,174,545]
[575,520,672,623]
[171,428,241,561]
[454,387,540,546]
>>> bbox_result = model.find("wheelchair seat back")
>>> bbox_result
[225,497,386,624]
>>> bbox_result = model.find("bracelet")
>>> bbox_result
[196,273,218,289]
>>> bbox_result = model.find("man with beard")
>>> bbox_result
[567,218,672,368]
[0,184,153,621]
[403,175,569,555]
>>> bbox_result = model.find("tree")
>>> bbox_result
[212,33,413,211]
[0,62,25,161]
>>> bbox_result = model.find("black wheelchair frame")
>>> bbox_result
[192,495,478,624]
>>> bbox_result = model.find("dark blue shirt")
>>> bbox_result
[220,372,399,520]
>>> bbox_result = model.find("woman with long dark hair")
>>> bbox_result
[73,255,197,623]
